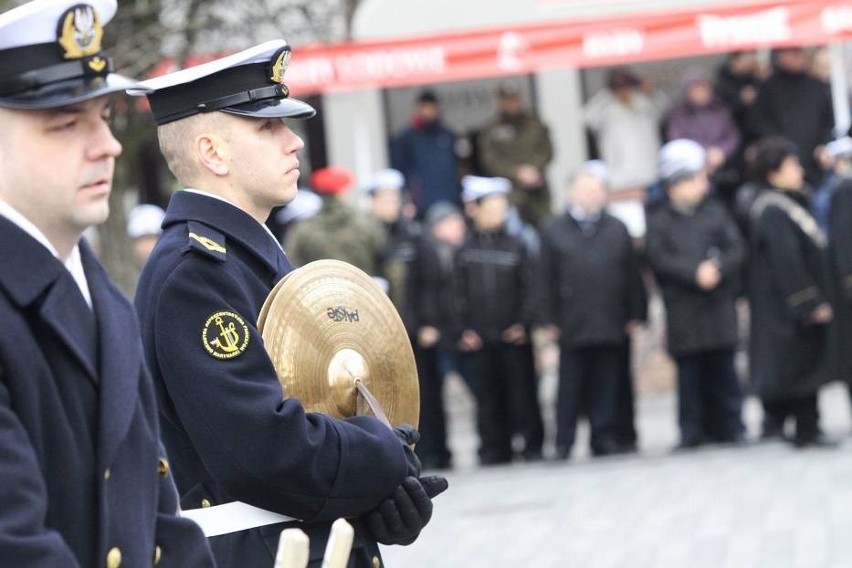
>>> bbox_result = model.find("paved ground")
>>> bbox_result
[380,376,852,568]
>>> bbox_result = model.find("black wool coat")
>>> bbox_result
[748,189,831,401]
[539,212,647,347]
[646,198,745,356]
[135,191,409,568]
[0,218,213,567]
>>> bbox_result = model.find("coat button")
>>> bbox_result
[154,545,162,565]
[104,468,111,481]
[157,458,169,477]
[106,546,122,568]
[372,555,381,568]
[201,499,212,508]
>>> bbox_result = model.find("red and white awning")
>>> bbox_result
[282,0,851,95]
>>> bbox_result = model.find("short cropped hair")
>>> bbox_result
[157,112,229,186]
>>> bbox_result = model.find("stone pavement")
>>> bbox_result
[380,381,852,568]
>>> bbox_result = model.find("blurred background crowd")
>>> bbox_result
[124,45,852,471]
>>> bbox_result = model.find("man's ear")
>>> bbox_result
[195,132,230,177]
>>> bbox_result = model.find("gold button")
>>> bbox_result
[157,458,169,477]
[201,499,212,508]
[372,555,381,568]
[104,468,111,481]
[106,546,122,568]
[154,545,162,566]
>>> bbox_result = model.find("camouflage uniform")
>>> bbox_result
[478,112,554,227]
[285,198,386,274]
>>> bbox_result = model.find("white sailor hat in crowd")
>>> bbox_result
[575,159,610,187]
[0,0,138,109]
[658,138,706,183]
[128,40,315,126]
[461,175,511,203]
[367,168,406,194]
[826,136,852,160]
[127,204,165,239]
[275,189,322,226]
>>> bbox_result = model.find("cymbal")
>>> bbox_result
[259,260,419,428]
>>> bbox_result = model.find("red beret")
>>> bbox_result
[310,167,354,195]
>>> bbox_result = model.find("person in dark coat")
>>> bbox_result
[539,161,647,458]
[824,138,852,389]
[714,51,764,149]
[366,168,421,311]
[646,140,746,449]
[132,41,447,568]
[0,1,215,566]
[747,137,835,448]
[391,90,461,219]
[406,202,468,470]
[454,176,544,464]
[751,47,835,185]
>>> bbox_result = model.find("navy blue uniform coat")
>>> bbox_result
[135,191,409,567]
[0,218,214,567]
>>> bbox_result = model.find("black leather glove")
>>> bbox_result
[365,476,449,546]
[394,424,422,478]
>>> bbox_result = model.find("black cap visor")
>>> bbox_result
[0,72,142,109]
[221,96,316,120]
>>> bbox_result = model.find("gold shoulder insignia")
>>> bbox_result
[202,311,250,359]
[189,232,226,254]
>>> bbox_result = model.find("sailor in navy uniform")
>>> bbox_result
[0,1,215,566]
[131,41,447,567]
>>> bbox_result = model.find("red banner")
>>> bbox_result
[278,0,852,95]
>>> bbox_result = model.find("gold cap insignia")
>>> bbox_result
[57,4,104,60]
[270,47,292,85]
[87,56,107,73]
[202,311,250,360]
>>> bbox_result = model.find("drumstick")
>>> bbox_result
[321,518,355,568]
[275,528,309,568]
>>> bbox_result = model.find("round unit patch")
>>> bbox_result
[202,311,250,359]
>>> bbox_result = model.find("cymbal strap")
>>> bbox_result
[354,379,392,429]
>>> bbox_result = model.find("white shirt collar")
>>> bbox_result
[182,188,284,252]
[0,199,92,308]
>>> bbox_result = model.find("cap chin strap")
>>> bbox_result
[196,84,289,113]
[0,56,114,96]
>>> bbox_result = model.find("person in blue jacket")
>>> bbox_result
[391,90,461,219]
[131,41,447,568]
[0,1,215,566]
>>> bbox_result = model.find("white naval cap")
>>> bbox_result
[658,139,706,183]
[826,136,852,160]
[127,204,165,239]
[275,189,322,226]
[367,168,406,194]
[575,159,610,187]
[461,175,511,203]
[128,40,315,125]
[0,0,138,109]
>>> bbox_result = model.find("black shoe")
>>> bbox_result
[672,440,703,453]
[552,446,572,461]
[792,434,839,449]
[591,440,624,457]
[522,449,544,462]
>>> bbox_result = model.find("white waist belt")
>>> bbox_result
[181,501,299,537]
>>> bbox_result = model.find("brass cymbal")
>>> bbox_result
[259,259,419,428]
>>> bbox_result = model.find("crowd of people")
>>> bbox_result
[263,46,852,470]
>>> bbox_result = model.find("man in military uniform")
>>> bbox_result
[0,1,215,566]
[478,83,554,227]
[286,166,387,276]
[131,41,447,567]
